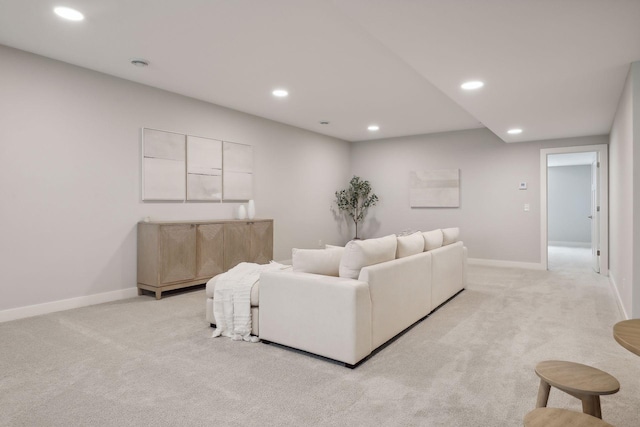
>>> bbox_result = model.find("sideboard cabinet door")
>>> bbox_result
[160,224,197,284]
[223,222,251,271]
[196,223,224,280]
[250,220,273,264]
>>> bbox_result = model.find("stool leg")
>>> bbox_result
[580,395,602,419]
[536,380,551,408]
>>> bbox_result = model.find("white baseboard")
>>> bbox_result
[548,241,591,248]
[608,271,629,320]
[0,287,139,323]
[467,258,545,270]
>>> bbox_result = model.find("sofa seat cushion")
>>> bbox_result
[339,234,398,279]
[206,274,260,306]
[396,232,425,258]
[292,247,344,276]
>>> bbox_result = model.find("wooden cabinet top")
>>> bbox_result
[138,219,273,225]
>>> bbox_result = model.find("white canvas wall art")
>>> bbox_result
[223,141,253,200]
[142,129,186,201]
[223,141,253,174]
[223,171,253,200]
[141,129,254,202]
[187,173,222,201]
[410,169,460,208]
[187,136,222,201]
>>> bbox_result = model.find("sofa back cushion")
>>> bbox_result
[422,229,444,251]
[396,232,424,258]
[292,247,344,277]
[339,234,398,279]
[442,227,460,246]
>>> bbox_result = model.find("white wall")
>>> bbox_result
[350,129,608,264]
[1,42,629,319]
[0,45,350,313]
[547,165,591,245]
[609,61,640,319]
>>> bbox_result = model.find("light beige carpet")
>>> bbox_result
[1,247,639,426]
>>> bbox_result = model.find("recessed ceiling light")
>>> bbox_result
[272,89,288,97]
[131,59,149,67]
[368,125,380,131]
[507,128,523,135]
[54,6,84,21]
[461,81,484,90]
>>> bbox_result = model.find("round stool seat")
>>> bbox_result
[534,360,619,419]
[535,360,620,396]
[524,408,614,427]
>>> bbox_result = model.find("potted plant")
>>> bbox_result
[334,176,378,239]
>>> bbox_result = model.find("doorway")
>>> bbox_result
[540,145,608,274]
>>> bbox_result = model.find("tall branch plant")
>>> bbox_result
[334,176,378,239]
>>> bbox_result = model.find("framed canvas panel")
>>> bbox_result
[223,171,253,201]
[409,169,460,208]
[187,135,222,201]
[142,128,186,201]
[223,141,253,173]
[223,141,253,200]
[187,172,222,201]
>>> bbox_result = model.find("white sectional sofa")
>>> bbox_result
[257,228,467,367]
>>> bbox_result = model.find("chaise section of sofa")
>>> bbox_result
[259,272,372,366]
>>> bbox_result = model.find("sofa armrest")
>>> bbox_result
[430,241,465,309]
[259,271,372,366]
[359,251,432,349]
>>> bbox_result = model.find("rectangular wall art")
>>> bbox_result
[222,141,253,201]
[186,135,222,201]
[142,128,186,201]
[409,169,460,208]
[141,128,254,202]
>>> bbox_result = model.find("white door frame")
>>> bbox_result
[591,159,600,273]
[540,144,608,274]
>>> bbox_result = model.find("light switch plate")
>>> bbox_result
[519,182,527,190]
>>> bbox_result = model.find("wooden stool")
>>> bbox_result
[524,408,614,427]
[535,360,620,419]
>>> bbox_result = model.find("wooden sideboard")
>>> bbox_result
[137,219,273,299]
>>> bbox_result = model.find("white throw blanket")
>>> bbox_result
[211,261,290,342]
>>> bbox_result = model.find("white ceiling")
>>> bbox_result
[1,0,638,143]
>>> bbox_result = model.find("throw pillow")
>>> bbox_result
[292,247,344,277]
[422,229,444,251]
[396,232,424,258]
[339,234,398,279]
[442,227,460,245]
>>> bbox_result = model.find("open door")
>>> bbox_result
[540,144,608,274]
[591,157,600,273]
